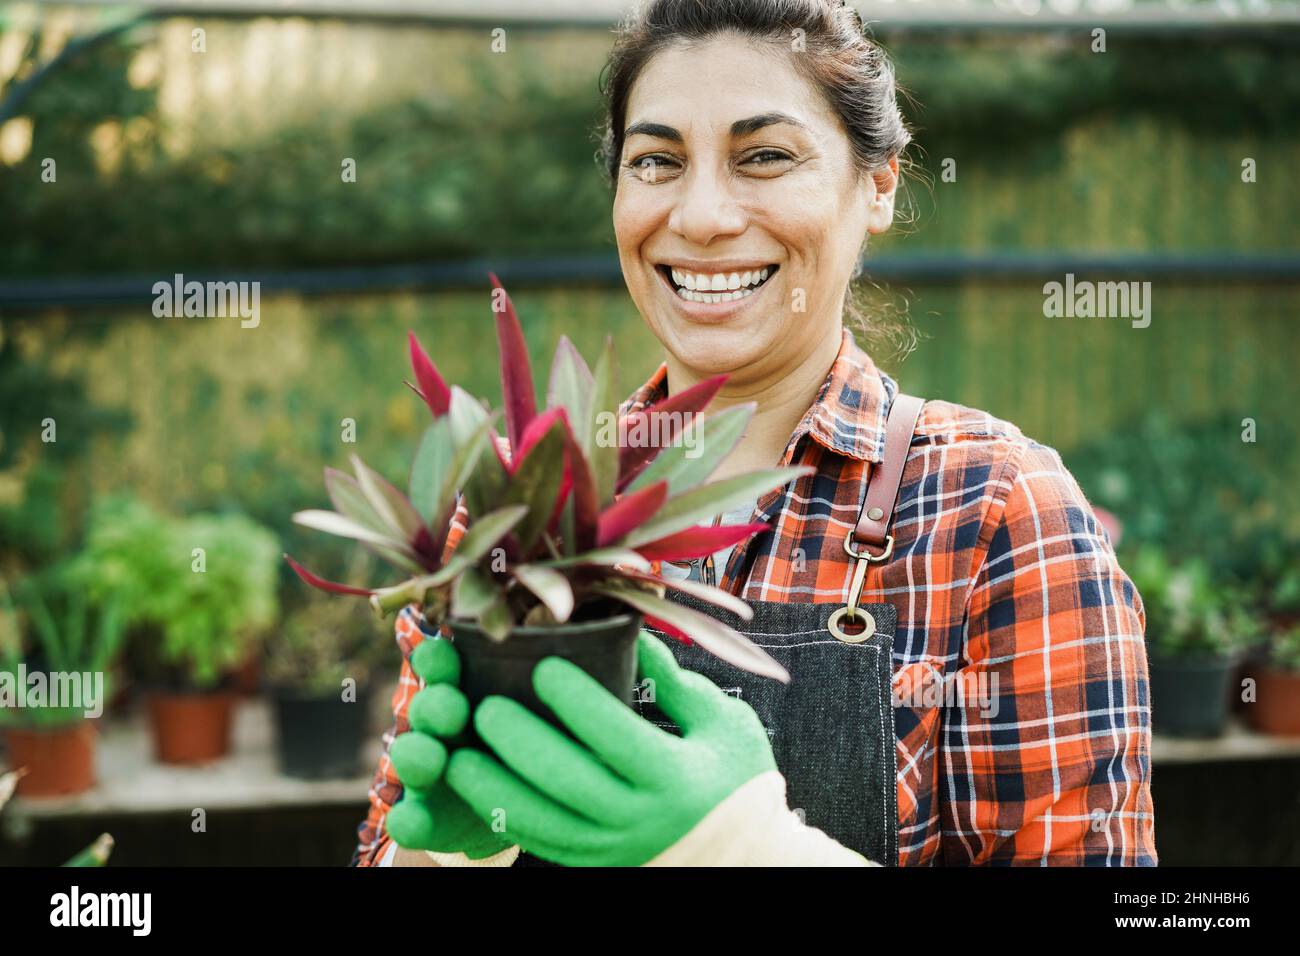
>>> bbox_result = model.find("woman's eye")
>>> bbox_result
[745,149,794,166]
[626,155,680,179]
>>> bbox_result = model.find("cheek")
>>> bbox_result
[613,187,658,255]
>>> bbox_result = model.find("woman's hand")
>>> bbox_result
[384,636,517,862]
[444,632,870,866]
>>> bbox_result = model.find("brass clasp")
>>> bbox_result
[827,531,892,643]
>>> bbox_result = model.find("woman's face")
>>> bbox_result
[613,34,897,385]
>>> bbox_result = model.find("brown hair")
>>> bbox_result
[600,0,911,182]
[597,0,917,356]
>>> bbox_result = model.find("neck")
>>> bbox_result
[664,329,843,480]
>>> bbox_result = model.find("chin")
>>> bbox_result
[658,317,777,378]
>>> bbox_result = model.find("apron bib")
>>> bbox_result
[639,593,899,864]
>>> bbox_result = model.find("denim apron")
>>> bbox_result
[637,593,899,864]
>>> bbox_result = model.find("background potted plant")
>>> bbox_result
[287,277,801,722]
[71,498,280,764]
[1245,624,1300,737]
[265,553,394,778]
[1130,546,1257,738]
[0,571,125,797]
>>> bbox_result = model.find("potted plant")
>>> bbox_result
[1131,546,1254,738]
[1245,624,1300,737]
[286,276,801,721]
[71,499,280,763]
[0,572,125,797]
[265,553,393,778]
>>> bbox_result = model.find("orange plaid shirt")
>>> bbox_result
[353,328,1156,866]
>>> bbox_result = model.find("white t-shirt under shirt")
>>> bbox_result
[657,496,761,588]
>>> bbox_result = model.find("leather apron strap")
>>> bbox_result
[828,392,924,642]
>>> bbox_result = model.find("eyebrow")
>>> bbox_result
[623,111,810,142]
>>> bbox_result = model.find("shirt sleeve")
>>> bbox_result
[350,500,470,867]
[939,440,1157,866]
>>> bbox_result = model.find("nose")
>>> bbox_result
[667,162,748,247]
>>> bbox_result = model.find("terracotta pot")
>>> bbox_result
[232,652,262,696]
[3,722,96,797]
[147,690,235,764]
[1247,667,1300,737]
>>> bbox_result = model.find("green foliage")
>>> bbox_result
[3,25,1297,277]
[0,328,131,568]
[68,498,280,689]
[1266,625,1300,674]
[0,568,126,727]
[1126,545,1264,660]
[1068,411,1300,586]
[265,555,393,696]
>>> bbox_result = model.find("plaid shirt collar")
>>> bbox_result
[618,327,897,465]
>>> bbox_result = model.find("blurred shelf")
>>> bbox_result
[1152,719,1300,765]
[7,699,382,820]
[10,702,1296,820]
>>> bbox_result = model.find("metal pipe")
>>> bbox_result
[2,253,1296,314]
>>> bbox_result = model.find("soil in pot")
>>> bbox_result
[270,685,371,779]
[1148,652,1235,738]
[449,606,643,728]
[1247,668,1300,736]
[147,689,235,764]
[3,721,97,797]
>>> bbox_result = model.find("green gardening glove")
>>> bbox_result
[444,632,870,867]
[383,636,515,861]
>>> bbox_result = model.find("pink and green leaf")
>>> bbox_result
[616,373,728,492]
[488,272,537,452]
[547,335,593,423]
[617,567,754,621]
[512,564,575,623]
[625,466,812,547]
[501,412,569,553]
[351,454,424,544]
[284,554,375,596]
[626,402,754,496]
[596,480,669,547]
[633,522,768,562]
[592,583,788,683]
[587,336,621,509]
[292,509,418,558]
[407,331,451,417]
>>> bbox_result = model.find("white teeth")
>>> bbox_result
[674,286,756,304]
[664,265,776,302]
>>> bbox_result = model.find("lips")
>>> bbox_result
[656,264,779,304]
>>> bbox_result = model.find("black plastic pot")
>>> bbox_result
[1148,651,1235,738]
[270,685,371,779]
[449,610,643,725]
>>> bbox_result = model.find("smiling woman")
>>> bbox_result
[359,0,1156,869]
